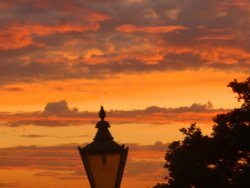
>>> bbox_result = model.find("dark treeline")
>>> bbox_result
[154,77,250,188]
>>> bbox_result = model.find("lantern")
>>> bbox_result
[78,106,128,188]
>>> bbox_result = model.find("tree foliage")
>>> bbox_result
[154,77,250,188]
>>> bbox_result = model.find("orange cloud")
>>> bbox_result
[0,25,32,50]
[0,23,99,50]
[117,24,187,33]
[218,0,250,9]
[194,35,237,41]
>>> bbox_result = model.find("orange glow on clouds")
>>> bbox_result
[0,23,100,50]
[117,24,186,33]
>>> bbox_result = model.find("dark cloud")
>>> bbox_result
[126,141,167,152]
[21,134,47,138]
[1,100,227,127]
[33,170,82,180]
[0,142,167,181]
[0,144,82,176]
[0,87,23,92]
[125,160,165,181]
[110,101,217,115]
[44,100,73,114]
[20,133,88,139]
[0,0,249,85]
[54,134,90,138]
[6,119,87,127]
[0,47,248,86]
[0,183,17,188]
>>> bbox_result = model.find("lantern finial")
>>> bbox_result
[99,106,106,121]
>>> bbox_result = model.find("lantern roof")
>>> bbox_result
[79,106,124,153]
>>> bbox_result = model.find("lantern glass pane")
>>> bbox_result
[88,153,121,188]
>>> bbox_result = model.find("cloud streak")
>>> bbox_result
[21,134,48,138]
[0,142,167,182]
[0,100,227,127]
[116,24,186,33]
[0,183,17,188]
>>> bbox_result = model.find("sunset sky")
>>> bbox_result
[0,0,249,187]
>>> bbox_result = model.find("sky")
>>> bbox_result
[0,0,249,187]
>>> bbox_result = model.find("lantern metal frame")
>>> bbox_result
[78,106,128,188]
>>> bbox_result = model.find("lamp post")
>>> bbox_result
[78,106,128,188]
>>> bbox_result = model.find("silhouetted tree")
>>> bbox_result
[154,77,250,188]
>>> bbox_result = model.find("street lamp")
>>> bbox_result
[78,106,128,188]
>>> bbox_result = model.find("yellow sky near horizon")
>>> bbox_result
[0,69,247,112]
